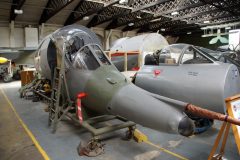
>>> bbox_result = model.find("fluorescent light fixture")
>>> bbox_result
[119,0,128,4]
[203,20,210,24]
[83,16,89,21]
[137,15,141,19]
[14,9,23,14]
[171,11,179,16]
[161,28,166,31]
[187,32,192,34]
[225,26,231,30]
[128,22,134,26]
[150,18,161,22]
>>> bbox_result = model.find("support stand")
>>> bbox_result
[208,122,231,160]
[74,92,136,156]
[208,94,240,159]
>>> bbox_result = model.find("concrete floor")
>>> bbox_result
[0,82,43,160]
[0,81,239,160]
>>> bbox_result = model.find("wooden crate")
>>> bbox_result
[20,70,34,86]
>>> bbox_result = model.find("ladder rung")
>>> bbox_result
[52,98,56,102]
[51,108,55,112]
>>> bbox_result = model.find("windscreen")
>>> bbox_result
[159,44,186,65]
[91,45,111,65]
[72,44,111,70]
[181,46,213,64]
[195,46,219,60]
[73,45,100,70]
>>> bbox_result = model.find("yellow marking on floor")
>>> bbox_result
[134,129,189,160]
[144,140,189,160]
[0,88,50,160]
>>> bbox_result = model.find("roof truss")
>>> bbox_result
[10,0,26,21]
[39,0,74,24]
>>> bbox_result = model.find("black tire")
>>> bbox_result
[13,73,20,80]
[3,76,12,83]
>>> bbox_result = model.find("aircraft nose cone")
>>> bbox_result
[178,116,194,136]
[109,84,195,135]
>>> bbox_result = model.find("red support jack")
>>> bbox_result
[76,92,87,124]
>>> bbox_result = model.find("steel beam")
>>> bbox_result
[172,9,219,21]
[65,0,106,25]
[138,23,201,36]
[64,0,85,25]
[153,2,204,17]
[149,13,233,32]
[39,0,75,24]
[86,0,121,27]
[122,2,205,31]
[151,15,240,35]
[94,1,203,29]
[10,0,26,21]
[164,16,240,35]
[125,4,232,32]
[105,0,173,29]
[200,0,240,16]
[131,0,171,12]
[199,17,240,27]
[187,13,233,24]
[86,7,130,27]
[138,20,190,33]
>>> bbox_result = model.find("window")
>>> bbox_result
[181,47,194,64]
[72,46,100,70]
[66,36,85,62]
[91,45,110,65]
[181,46,212,64]
[159,44,186,65]
[195,46,219,60]
[81,46,100,70]
[35,39,46,58]
[73,54,86,69]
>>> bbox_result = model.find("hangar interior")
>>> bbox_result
[1,0,240,160]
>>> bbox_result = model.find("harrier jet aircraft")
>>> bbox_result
[35,26,240,139]
[134,43,240,114]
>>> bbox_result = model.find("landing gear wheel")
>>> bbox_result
[77,138,105,157]
[3,75,12,83]
[193,118,214,134]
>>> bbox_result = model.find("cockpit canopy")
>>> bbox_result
[159,44,216,65]
[71,44,111,70]
[49,25,110,71]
